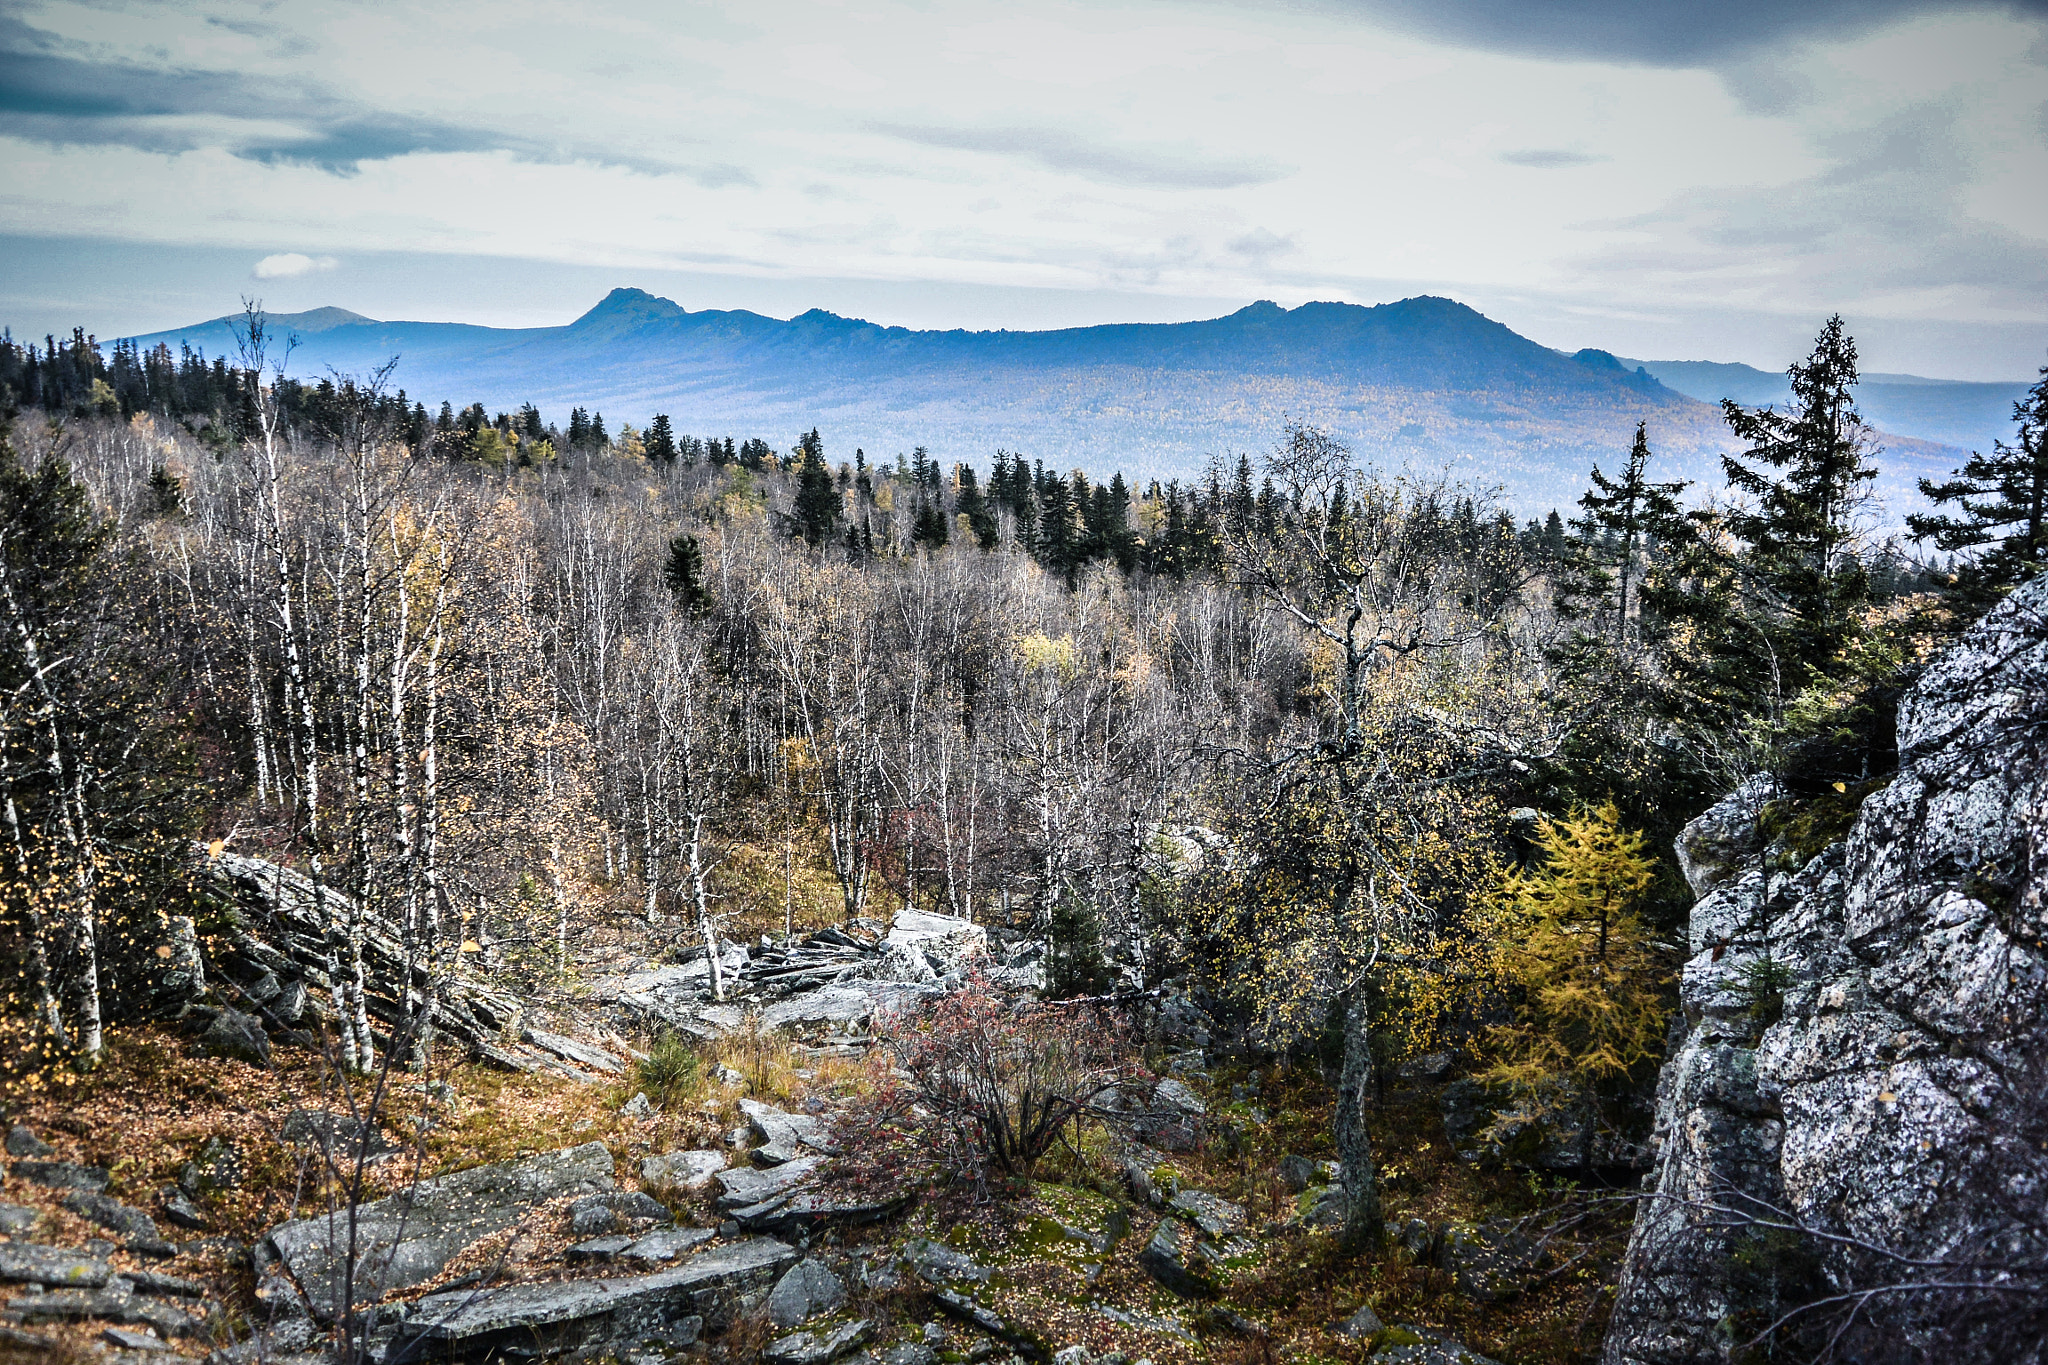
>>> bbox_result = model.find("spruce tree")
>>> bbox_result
[1036,472,1077,581]
[792,428,840,547]
[1559,424,1690,649]
[956,465,998,549]
[663,533,711,613]
[1909,358,2048,604]
[646,414,677,465]
[1720,315,1878,685]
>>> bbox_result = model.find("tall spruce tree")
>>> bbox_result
[792,428,840,547]
[955,465,998,549]
[1909,358,2048,605]
[1720,315,1879,687]
[645,414,678,466]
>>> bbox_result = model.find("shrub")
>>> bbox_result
[833,977,1145,1199]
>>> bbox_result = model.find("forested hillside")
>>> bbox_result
[0,313,2043,1365]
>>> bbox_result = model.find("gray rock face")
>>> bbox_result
[263,1139,615,1319]
[765,1317,870,1365]
[1435,1221,1544,1303]
[1167,1189,1244,1239]
[59,1193,159,1243]
[392,1236,796,1361]
[713,1154,824,1211]
[640,1148,726,1189]
[195,1005,271,1066]
[1335,1303,1384,1338]
[615,1225,716,1263]
[767,1257,846,1328]
[0,1205,38,1237]
[1605,578,2048,1365]
[1137,1217,1218,1299]
[4,1126,52,1158]
[881,909,987,978]
[157,1187,206,1231]
[740,1099,837,1165]
[14,1160,109,1192]
[0,1242,113,1286]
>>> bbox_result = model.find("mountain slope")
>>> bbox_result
[1625,357,2028,457]
[129,290,1973,513]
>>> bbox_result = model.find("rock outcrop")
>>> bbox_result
[1604,579,2048,1364]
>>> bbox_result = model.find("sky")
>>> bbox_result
[1,0,2044,378]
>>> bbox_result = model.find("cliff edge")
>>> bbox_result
[1604,576,2048,1363]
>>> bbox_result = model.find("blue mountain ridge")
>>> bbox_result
[126,288,1987,515]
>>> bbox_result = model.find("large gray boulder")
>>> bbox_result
[767,1257,846,1328]
[1604,578,2048,1364]
[262,1140,615,1320]
[880,909,987,979]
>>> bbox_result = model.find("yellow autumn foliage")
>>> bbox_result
[1480,801,1669,1099]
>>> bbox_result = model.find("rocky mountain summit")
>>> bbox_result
[1604,576,2048,1363]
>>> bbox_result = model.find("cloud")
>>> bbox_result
[1498,148,1607,167]
[0,12,699,175]
[254,253,338,279]
[1570,101,2048,312]
[873,123,1288,189]
[1324,0,2048,66]
[1227,228,1296,258]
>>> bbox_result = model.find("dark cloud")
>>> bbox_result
[1498,148,1606,167]
[0,12,723,177]
[874,123,1288,189]
[1326,0,2048,66]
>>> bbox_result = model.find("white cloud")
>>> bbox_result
[253,252,338,279]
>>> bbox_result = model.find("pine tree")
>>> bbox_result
[1720,316,1879,684]
[646,414,677,465]
[792,428,840,547]
[590,411,608,447]
[1909,358,2048,604]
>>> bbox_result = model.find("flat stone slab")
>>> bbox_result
[61,1192,160,1242]
[713,1155,823,1211]
[0,1204,38,1236]
[760,987,873,1030]
[1168,1189,1245,1238]
[263,1140,615,1320]
[738,1100,837,1164]
[618,1226,717,1263]
[640,1149,726,1188]
[392,1236,797,1362]
[0,1242,114,1287]
[12,1161,110,1192]
[565,1234,636,1261]
[765,1317,870,1365]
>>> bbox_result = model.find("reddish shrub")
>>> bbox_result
[831,977,1145,1200]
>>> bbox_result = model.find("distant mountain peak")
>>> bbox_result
[575,287,689,329]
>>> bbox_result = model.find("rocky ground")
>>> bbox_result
[0,885,1633,1365]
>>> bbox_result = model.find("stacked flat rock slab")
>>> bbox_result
[389,1236,798,1362]
[261,1141,616,1319]
[591,908,1010,1042]
[1604,577,2048,1364]
[190,850,626,1080]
